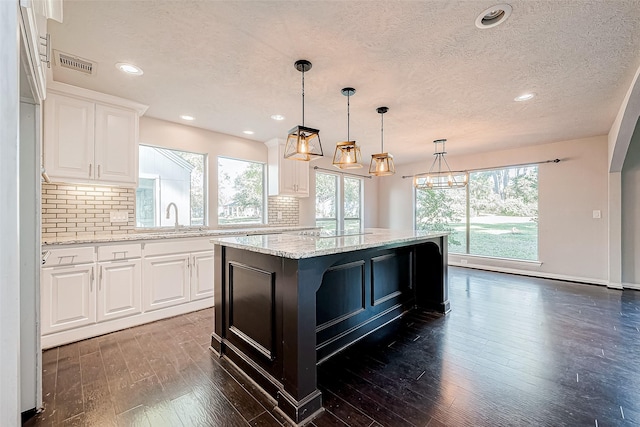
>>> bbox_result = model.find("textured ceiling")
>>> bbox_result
[48,0,640,165]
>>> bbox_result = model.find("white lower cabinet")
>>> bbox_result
[191,251,215,301]
[41,263,96,335]
[42,238,215,348]
[97,259,142,322]
[143,254,190,311]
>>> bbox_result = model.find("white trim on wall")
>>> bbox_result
[449,261,610,287]
[622,282,640,291]
[1,5,23,426]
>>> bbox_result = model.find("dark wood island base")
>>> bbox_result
[210,232,449,425]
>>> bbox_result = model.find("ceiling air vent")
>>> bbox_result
[55,51,96,75]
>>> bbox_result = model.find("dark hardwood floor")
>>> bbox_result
[25,267,640,426]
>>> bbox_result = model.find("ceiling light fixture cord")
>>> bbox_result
[301,68,305,126]
[347,91,350,141]
[380,112,384,152]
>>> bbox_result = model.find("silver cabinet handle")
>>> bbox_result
[90,266,94,292]
[89,163,92,177]
[97,165,101,178]
[99,266,103,290]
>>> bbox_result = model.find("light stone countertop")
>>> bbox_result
[210,228,448,259]
[42,226,316,247]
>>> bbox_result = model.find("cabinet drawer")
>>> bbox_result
[143,238,213,256]
[97,243,142,261]
[42,246,95,266]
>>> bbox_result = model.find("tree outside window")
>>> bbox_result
[315,172,363,232]
[218,157,266,225]
[136,145,206,228]
[415,165,538,261]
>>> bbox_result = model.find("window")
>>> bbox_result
[315,172,363,232]
[218,157,266,225]
[415,165,538,261]
[136,145,206,228]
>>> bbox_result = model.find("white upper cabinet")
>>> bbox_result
[43,82,148,187]
[94,104,137,183]
[265,138,310,197]
[44,93,95,180]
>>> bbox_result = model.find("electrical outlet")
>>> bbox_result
[592,210,601,219]
[277,211,283,220]
[460,259,468,265]
[110,211,128,223]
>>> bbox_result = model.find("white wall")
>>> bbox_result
[20,100,41,413]
[622,118,640,287]
[139,117,268,228]
[1,4,22,425]
[378,136,610,284]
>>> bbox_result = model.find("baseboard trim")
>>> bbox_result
[449,261,608,286]
[42,298,213,349]
[21,407,38,424]
[623,282,640,291]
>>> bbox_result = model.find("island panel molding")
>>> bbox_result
[211,229,449,424]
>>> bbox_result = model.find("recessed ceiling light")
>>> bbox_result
[475,4,512,29]
[115,62,143,76]
[180,115,195,121]
[270,114,285,121]
[514,93,536,102]
[243,130,255,135]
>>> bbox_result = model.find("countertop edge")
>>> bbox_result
[42,226,317,247]
[211,231,448,259]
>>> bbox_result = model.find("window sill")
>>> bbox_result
[449,253,542,268]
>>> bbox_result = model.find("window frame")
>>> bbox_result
[315,171,364,232]
[137,144,208,228]
[414,164,539,262]
[217,156,267,226]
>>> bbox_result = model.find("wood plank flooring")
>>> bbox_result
[25,267,640,426]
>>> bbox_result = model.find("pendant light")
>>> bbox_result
[368,107,395,176]
[414,139,468,189]
[284,60,323,161]
[332,87,362,169]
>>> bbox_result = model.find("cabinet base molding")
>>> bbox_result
[42,298,213,349]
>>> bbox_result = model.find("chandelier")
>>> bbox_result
[414,139,468,189]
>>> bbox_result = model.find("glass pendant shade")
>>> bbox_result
[369,106,396,176]
[284,125,322,160]
[414,139,468,189]
[285,59,323,161]
[332,141,363,169]
[369,153,395,176]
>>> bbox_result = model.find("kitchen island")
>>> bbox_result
[210,228,449,424]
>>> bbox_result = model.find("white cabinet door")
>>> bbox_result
[265,138,310,197]
[143,254,190,312]
[97,259,142,322]
[191,251,214,301]
[294,159,310,196]
[94,104,137,185]
[41,263,95,334]
[44,93,95,180]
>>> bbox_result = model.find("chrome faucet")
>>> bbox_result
[165,202,180,231]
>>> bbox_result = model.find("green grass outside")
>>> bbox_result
[447,220,538,261]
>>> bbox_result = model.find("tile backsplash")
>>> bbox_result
[267,196,299,226]
[41,185,301,239]
[42,183,135,239]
